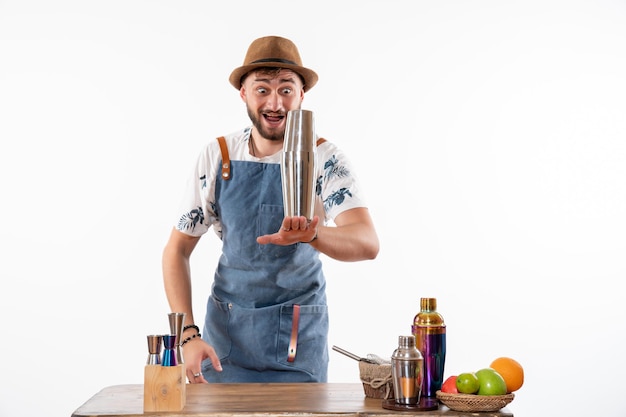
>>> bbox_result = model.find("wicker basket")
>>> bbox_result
[436,391,514,412]
[358,361,394,399]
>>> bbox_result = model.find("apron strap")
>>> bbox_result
[216,136,326,182]
[216,136,231,180]
[287,304,301,362]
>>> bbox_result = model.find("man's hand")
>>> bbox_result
[257,215,319,246]
[183,338,222,384]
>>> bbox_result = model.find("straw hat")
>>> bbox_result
[229,36,318,91]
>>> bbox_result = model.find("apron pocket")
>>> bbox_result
[276,304,329,378]
[203,296,233,367]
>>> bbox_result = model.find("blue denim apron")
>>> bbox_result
[201,148,329,382]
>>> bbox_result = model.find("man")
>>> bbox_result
[162,36,379,384]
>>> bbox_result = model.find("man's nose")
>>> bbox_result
[265,91,283,110]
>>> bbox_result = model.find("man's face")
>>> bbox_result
[240,68,305,141]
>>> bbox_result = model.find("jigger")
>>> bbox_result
[146,335,162,365]
[168,312,186,364]
[162,334,178,366]
[281,109,317,221]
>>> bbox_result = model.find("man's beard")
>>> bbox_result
[246,106,285,141]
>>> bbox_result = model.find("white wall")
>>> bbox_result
[1,1,625,416]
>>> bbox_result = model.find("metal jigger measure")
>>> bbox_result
[161,334,178,366]
[168,312,186,364]
[281,109,316,221]
[146,335,162,365]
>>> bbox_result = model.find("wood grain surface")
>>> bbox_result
[71,383,514,417]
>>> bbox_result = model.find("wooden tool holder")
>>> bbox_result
[143,364,186,412]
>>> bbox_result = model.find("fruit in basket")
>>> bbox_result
[456,372,479,394]
[490,356,524,393]
[441,375,459,393]
[476,368,507,395]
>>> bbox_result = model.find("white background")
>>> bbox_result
[1,1,625,416]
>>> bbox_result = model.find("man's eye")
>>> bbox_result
[257,88,267,94]
[281,88,292,94]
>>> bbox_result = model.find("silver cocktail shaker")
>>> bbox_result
[391,335,424,405]
[281,109,316,221]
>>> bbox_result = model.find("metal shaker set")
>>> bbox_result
[146,312,186,366]
[391,297,446,407]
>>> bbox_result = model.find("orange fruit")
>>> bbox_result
[489,357,524,393]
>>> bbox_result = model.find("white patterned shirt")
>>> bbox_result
[175,126,368,238]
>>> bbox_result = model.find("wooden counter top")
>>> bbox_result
[71,383,514,417]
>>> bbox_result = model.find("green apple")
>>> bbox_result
[456,372,479,394]
[476,368,507,395]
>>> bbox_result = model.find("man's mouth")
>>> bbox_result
[262,113,285,124]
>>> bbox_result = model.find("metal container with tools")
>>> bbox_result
[332,345,394,399]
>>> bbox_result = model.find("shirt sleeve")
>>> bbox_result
[316,141,368,222]
[173,141,221,238]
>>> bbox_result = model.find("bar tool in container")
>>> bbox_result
[168,312,186,364]
[146,335,162,365]
[143,314,186,412]
[332,345,393,399]
[281,109,317,221]
[161,334,178,367]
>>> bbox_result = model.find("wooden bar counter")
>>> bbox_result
[72,383,514,417]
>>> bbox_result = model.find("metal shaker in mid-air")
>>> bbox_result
[281,109,317,221]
